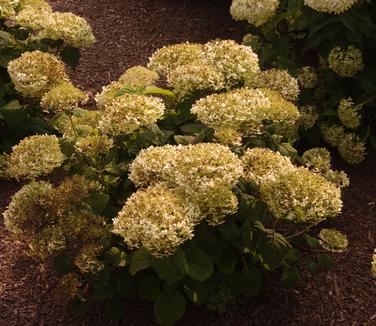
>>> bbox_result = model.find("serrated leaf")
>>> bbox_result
[60,46,80,70]
[53,255,73,275]
[104,247,127,267]
[137,275,161,301]
[87,192,110,215]
[304,234,320,249]
[105,299,125,320]
[280,266,300,287]
[318,253,332,270]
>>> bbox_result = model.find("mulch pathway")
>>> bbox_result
[1,0,375,325]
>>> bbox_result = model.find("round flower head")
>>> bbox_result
[324,170,350,188]
[3,181,53,235]
[321,123,345,147]
[299,105,318,129]
[53,108,100,138]
[338,97,361,129]
[40,81,88,113]
[0,0,19,18]
[191,88,272,135]
[118,66,159,88]
[29,225,66,257]
[337,133,366,165]
[230,0,280,26]
[328,46,364,78]
[173,143,243,190]
[187,186,238,226]
[95,81,125,109]
[98,94,166,136]
[249,69,300,101]
[54,273,81,305]
[7,135,65,179]
[15,0,52,29]
[147,42,205,76]
[297,66,318,89]
[167,62,225,98]
[129,145,184,187]
[8,51,68,98]
[113,185,197,257]
[260,167,342,224]
[75,135,114,158]
[242,147,295,184]
[302,147,332,172]
[304,0,357,14]
[0,154,10,179]
[203,40,260,86]
[39,12,95,48]
[319,229,348,252]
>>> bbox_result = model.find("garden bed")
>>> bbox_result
[0,0,375,325]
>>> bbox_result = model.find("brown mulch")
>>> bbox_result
[1,0,376,325]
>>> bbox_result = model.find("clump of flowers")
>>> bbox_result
[75,135,114,158]
[304,0,358,14]
[118,66,159,88]
[214,128,243,146]
[0,154,10,178]
[39,12,95,47]
[74,243,104,274]
[147,42,205,76]
[0,0,19,18]
[298,105,319,129]
[319,229,348,252]
[167,62,225,98]
[242,147,295,184]
[328,46,364,78]
[54,273,81,305]
[7,51,68,98]
[113,185,197,257]
[338,97,361,129]
[95,81,126,108]
[3,176,108,258]
[192,87,299,138]
[321,123,345,147]
[260,167,342,224]
[337,133,366,165]
[203,40,260,86]
[98,94,166,136]
[248,68,300,101]
[7,134,65,179]
[230,0,280,27]
[297,66,318,89]
[14,0,52,30]
[302,148,332,172]
[40,81,88,113]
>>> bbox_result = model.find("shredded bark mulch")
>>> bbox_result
[1,0,376,325]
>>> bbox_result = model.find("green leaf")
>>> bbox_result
[87,192,110,215]
[53,255,73,275]
[152,250,188,285]
[116,273,137,299]
[70,298,90,315]
[255,222,291,270]
[185,246,213,282]
[143,86,176,97]
[305,258,319,274]
[137,274,161,301]
[280,266,300,287]
[217,247,237,274]
[60,46,80,70]
[154,291,186,326]
[92,283,115,301]
[129,248,153,275]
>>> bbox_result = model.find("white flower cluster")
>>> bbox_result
[230,0,280,26]
[338,97,361,129]
[13,0,95,48]
[319,228,348,252]
[0,0,19,18]
[247,68,300,101]
[7,51,68,98]
[328,46,364,78]
[191,87,300,143]
[98,93,166,136]
[7,134,65,179]
[298,105,319,129]
[242,148,343,224]
[297,66,318,89]
[115,143,243,256]
[304,0,358,14]
[148,40,260,91]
